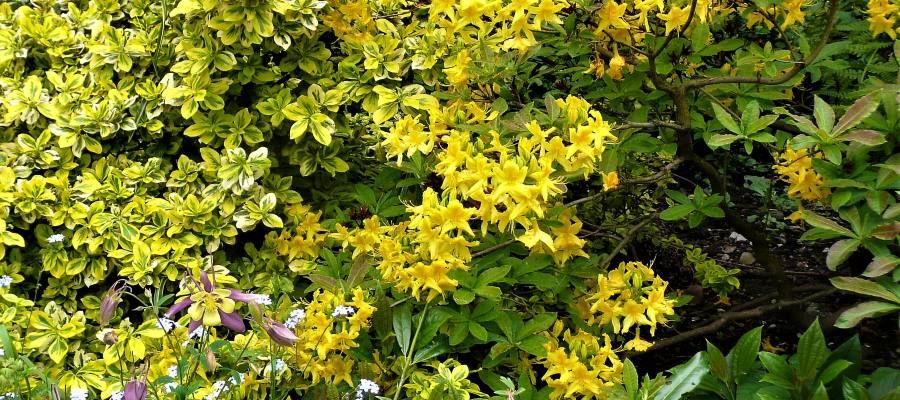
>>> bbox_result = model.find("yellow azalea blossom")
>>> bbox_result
[624,333,653,351]
[444,50,472,86]
[868,14,897,39]
[780,0,806,28]
[659,5,691,35]
[602,171,619,191]
[532,0,565,26]
[584,57,606,78]
[607,48,627,80]
[595,0,630,34]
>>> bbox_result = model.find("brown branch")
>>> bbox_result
[471,239,517,258]
[598,213,658,270]
[627,288,836,356]
[565,158,685,208]
[614,120,685,131]
[683,0,842,89]
[601,30,650,57]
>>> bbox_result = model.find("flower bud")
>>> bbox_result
[264,319,299,346]
[205,348,218,373]
[124,380,147,400]
[102,331,119,345]
[100,280,127,326]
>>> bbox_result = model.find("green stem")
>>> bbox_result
[393,302,430,400]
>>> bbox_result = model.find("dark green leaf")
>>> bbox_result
[654,352,709,400]
[813,96,835,134]
[818,360,853,384]
[728,326,762,383]
[713,103,741,134]
[661,204,695,221]
[624,359,639,398]
[708,134,739,147]
[797,319,828,380]
[802,211,856,238]
[706,341,729,383]
[393,302,413,356]
[826,239,860,270]
[413,341,449,364]
[759,352,793,389]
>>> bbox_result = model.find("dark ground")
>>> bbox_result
[630,218,900,375]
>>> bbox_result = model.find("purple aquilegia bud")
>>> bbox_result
[100,280,127,326]
[124,380,147,400]
[263,319,299,346]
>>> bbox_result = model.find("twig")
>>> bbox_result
[471,239,517,258]
[613,120,685,131]
[564,158,684,208]
[598,213,658,270]
[627,288,835,356]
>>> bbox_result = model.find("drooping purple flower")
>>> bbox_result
[124,379,147,400]
[100,280,127,326]
[263,319,299,346]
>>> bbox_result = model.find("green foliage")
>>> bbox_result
[642,321,900,400]
[0,0,896,398]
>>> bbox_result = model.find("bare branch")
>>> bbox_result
[614,120,685,131]
[598,213,658,270]
[564,158,685,208]
[625,288,836,356]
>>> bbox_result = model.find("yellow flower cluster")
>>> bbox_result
[272,203,329,273]
[429,0,566,53]
[144,287,377,398]
[589,0,730,80]
[539,262,674,399]
[866,0,900,39]
[745,0,806,29]
[283,287,377,386]
[774,147,829,202]
[366,97,616,300]
[584,261,676,340]
[541,321,623,399]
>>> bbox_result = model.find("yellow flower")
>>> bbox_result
[780,0,806,28]
[532,0,565,26]
[624,333,653,352]
[584,57,606,78]
[620,299,651,333]
[444,50,472,86]
[868,14,897,39]
[595,0,630,34]
[607,48,626,80]
[439,199,476,235]
[601,171,619,191]
[659,5,691,35]
[565,363,602,397]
